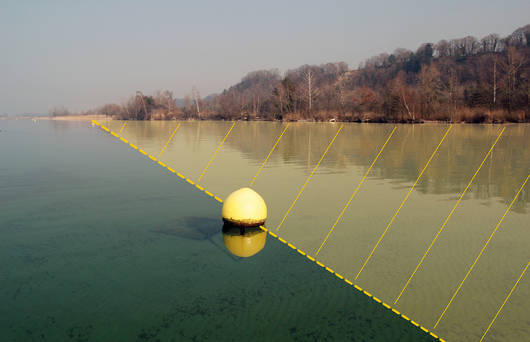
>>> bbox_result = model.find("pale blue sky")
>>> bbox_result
[1,0,529,114]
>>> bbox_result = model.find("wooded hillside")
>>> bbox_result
[86,24,530,123]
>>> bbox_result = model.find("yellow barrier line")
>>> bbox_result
[157,122,182,160]
[315,126,397,256]
[355,125,453,281]
[276,124,344,231]
[118,121,127,135]
[91,120,227,203]
[479,261,529,342]
[91,119,446,341]
[249,123,290,186]
[433,175,529,329]
[258,225,445,340]
[197,121,236,183]
[394,127,505,304]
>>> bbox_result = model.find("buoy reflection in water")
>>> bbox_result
[222,223,267,258]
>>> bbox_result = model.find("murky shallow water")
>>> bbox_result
[101,119,530,342]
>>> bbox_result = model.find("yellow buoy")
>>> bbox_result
[222,224,267,258]
[222,187,267,227]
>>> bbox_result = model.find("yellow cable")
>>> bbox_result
[315,126,397,256]
[433,175,529,328]
[157,122,182,160]
[197,121,236,183]
[479,262,529,342]
[394,127,505,305]
[355,125,453,281]
[118,121,127,135]
[276,124,344,231]
[250,123,290,186]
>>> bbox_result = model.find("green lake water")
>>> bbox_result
[1,120,439,342]
[1,119,528,341]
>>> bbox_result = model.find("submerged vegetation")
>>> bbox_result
[81,24,530,123]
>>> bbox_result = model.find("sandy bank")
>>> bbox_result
[38,114,108,122]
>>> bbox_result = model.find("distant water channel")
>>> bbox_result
[1,119,528,341]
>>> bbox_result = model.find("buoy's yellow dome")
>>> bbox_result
[222,225,267,258]
[222,187,267,227]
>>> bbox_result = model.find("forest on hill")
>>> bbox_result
[73,24,530,123]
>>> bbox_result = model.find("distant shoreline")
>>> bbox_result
[32,114,108,122]
[24,114,529,124]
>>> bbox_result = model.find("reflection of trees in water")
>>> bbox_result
[230,123,530,210]
[119,121,179,145]
[122,121,529,210]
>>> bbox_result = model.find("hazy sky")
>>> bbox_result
[1,0,529,115]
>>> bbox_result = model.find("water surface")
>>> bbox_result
[0,120,440,341]
[99,119,530,342]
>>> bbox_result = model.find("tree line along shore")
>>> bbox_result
[53,24,530,124]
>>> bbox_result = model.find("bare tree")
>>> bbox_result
[434,40,450,57]
[393,48,413,61]
[501,46,526,113]
[393,72,418,121]
[492,55,498,110]
[192,87,201,118]
[305,68,314,112]
[136,91,149,120]
[481,34,501,53]
[418,64,443,118]
[447,67,459,121]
